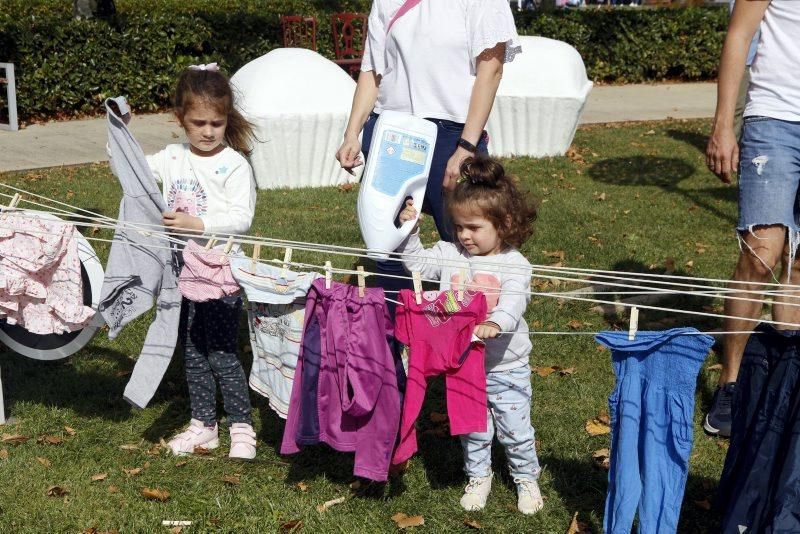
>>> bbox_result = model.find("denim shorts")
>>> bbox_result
[737,116,800,233]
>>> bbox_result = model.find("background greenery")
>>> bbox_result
[0,1,728,122]
[0,119,736,532]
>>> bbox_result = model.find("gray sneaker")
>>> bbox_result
[704,382,736,438]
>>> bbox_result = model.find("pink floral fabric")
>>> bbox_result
[0,213,95,334]
[178,239,240,302]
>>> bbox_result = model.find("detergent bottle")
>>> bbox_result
[357,111,438,259]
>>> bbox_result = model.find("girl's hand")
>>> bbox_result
[398,199,422,232]
[443,146,472,190]
[336,135,363,175]
[474,321,501,340]
[162,211,204,233]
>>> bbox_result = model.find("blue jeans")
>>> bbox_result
[595,329,714,534]
[361,112,489,308]
[459,365,541,481]
[738,116,800,234]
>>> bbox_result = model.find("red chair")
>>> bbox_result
[331,12,368,79]
[280,15,318,51]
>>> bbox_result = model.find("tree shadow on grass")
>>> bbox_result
[588,156,736,226]
[666,128,709,154]
[0,346,135,422]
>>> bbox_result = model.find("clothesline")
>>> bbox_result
[3,196,800,317]
[0,211,780,336]
[2,189,799,330]
[4,182,800,293]
[2,206,800,331]
[2,190,798,316]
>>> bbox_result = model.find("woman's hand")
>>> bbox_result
[474,321,501,340]
[162,211,204,233]
[336,135,364,175]
[443,146,473,190]
[706,125,739,184]
[398,199,422,232]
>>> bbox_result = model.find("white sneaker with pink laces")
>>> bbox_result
[229,423,257,460]
[168,419,219,456]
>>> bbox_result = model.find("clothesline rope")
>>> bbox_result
[0,218,791,334]
[4,182,800,291]
[2,190,800,329]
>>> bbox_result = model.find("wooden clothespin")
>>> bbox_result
[223,235,235,255]
[204,235,218,250]
[280,247,293,280]
[1,193,21,215]
[324,261,332,289]
[357,266,365,298]
[457,267,467,302]
[412,271,422,305]
[251,243,261,272]
[628,306,639,341]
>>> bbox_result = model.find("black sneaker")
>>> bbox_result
[704,382,737,438]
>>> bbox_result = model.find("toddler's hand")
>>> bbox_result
[162,211,204,233]
[474,321,501,340]
[398,199,421,230]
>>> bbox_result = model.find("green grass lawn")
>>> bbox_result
[0,119,738,533]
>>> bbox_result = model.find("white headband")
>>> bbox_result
[188,62,219,72]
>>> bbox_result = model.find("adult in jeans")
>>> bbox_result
[705,0,800,438]
[335,0,521,305]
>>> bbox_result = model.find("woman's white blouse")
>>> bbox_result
[362,0,522,123]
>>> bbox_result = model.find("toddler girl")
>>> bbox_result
[146,64,258,459]
[396,156,542,514]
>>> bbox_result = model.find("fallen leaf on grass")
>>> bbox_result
[566,147,586,165]
[0,448,8,460]
[558,367,576,376]
[568,512,590,533]
[595,192,607,201]
[64,426,76,436]
[338,183,355,193]
[2,434,29,445]
[36,456,52,468]
[37,435,64,446]
[645,129,656,135]
[46,485,68,497]
[193,447,214,456]
[694,499,712,510]
[695,242,708,254]
[392,513,425,529]
[592,448,610,470]
[141,487,170,502]
[123,467,142,476]
[170,527,183,534]
[316,496,346,513]
[464,519,483,529]
[91,473,108,482]
[543,250,566,261]
[107,486,119,494]
[429,412,448,423]
[707,363,723,371]
[297,482,309,492]
[280,519,303,532]
[146,443,162,455]
[685,260,694,269]
[119,444,139,451]
[221,474,241,486]
[175,461,187,468]
[586,411,612,436]
[534,366,557,378]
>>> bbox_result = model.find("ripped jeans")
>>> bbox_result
[737,116,800,270]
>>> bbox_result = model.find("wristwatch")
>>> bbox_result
[457,137,478,153]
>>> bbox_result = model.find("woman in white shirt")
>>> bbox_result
[335,0,522,302]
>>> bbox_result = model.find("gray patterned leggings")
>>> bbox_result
[178,296,252,426]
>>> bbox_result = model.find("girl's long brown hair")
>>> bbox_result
[173,67,256,156]
[446,156,538,249]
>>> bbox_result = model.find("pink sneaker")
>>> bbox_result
[168,419,219,456]
[229,423,257,460]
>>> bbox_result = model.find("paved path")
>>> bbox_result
[0,82,716,173]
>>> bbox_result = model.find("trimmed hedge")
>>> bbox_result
[0,1,727,122]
